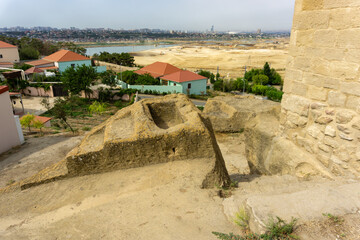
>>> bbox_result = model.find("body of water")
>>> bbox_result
[86,44,177,56]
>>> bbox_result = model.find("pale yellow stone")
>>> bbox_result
[346,96,360,113]
[324,0,360,9]
[293,10,330,30]
[281,94,311,117]
[303,72,325,88]
[329,61,359,80]
[330,8,360,29]
[337,29,360,49]
[302,0,324,10]
[291,81,308,96]
[328,90,346,107]
[296,30,314,46]
[293,56,312,71]
[340,82,360,96]
[308,85,328,101]
[313,29,338,48]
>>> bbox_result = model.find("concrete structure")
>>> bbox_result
[0,86,24,154]
[0,41,19,64]
[27,50,106,73]
[281,0,360,176]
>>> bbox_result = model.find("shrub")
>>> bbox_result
[98,87,113,102]
[89,101,106,114]
[198,70,215,83]
[251,85,268,95]
[265,89,283,102]
[213,80,224,91]
[20,113,35,132]
[252,74,269,85]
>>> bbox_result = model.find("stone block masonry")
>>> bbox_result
[281,0,360,177]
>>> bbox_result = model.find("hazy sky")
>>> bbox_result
[0,0,296,31]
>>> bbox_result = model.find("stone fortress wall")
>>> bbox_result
[281,0,360,176]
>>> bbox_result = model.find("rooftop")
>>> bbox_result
[44,49,90,62]
[25,67,44,74]
[26,59,54,66]
[0,86,9,95]
[134,62,181,78]
[0,41,17,48]
[160,70,207,83]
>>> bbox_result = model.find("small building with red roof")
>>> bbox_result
[0,40,20,64]
[26,49,105,73]
[133,62,207,95]
[134,62,181,78]
[160,70,207,95]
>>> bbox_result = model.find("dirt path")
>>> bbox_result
[0,135,83,188]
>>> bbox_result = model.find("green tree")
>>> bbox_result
[20,113,35,132]
[19,47,40,60]
[100,70,117,87]
[263,62,271,79]
[61,64,97,96]
[32,120,44,135]
[52,98,74,133]
[252,74,269,85]
[96,52,135,67]
[135,73,160,85]
[198,70,215,83]
[213,79,224,91]
[121,71,138,84]
[244,68,263,82]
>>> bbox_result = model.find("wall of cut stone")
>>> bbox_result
[281,0,360,176]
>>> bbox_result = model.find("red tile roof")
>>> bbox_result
[44,49,90,62]
[25,67,44,74]
[0,41,17,48]
[26,59,54,66]
[134,62,181,78]
[38,66,59,70]
[0,86,9,95]
[160,70,207,83]
[0,62,14,68]
[133,69,163,78]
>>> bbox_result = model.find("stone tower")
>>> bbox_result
[281,0,360,176]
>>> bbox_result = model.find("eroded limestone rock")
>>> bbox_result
[202,96,280,132]
[10,94,230,191]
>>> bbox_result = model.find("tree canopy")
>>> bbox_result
[61,64,97,95]
[93,52,135,67]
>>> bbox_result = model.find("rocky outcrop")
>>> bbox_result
[202,96,280,132]
[203,96,334,178]
[7,94,230,191]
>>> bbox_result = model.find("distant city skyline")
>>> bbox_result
[0,0,296,32]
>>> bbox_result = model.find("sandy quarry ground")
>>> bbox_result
[0,132,359,239]
[133,44,288,79]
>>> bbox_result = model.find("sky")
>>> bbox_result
[0,0,296,32]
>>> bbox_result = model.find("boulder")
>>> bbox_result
[14,94,230,191]
[203,96,280,132]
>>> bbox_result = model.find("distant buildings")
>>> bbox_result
[0,41,20,67]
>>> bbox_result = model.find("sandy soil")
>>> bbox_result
[134,45,288,79]
[0,133,359,239]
